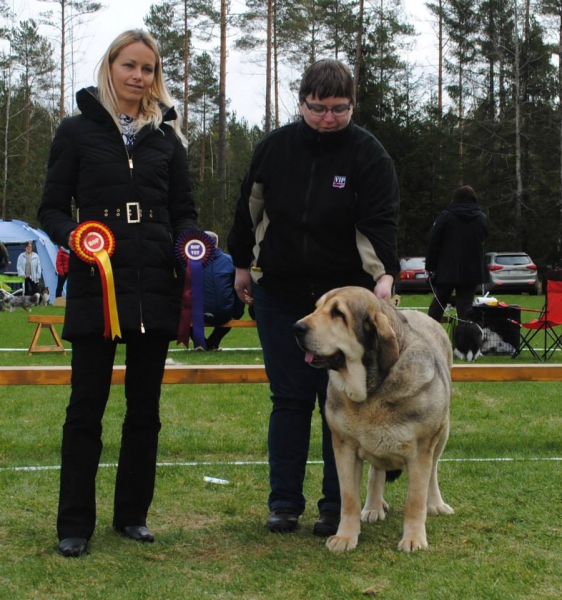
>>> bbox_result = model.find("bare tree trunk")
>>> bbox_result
[458,64,464,183]
[558,8,562,254]
[378,0,384,116]
[513,0,523,241]
[217,0,227,206]
[200,110,206,182]
[437,0,443,121]
[274,2,279,129]
[353,0,364,103]
[1,61,11,220]
[265,0,273,133]
[183,1,190,142]
[60,0,66,119]
[24,76,31,170]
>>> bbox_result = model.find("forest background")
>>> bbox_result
[1,0,562,270]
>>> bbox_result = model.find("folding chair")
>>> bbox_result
[512,280,562,361]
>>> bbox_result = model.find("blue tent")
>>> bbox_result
[0,219,58,297]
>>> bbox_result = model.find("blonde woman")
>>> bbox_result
[39,30,197,557]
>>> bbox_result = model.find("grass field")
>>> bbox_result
[0,293,561,599]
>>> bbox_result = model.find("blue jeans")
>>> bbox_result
[253,285,340,515]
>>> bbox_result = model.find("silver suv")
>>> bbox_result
[483,252,539,295]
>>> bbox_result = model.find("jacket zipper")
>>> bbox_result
[303,156,317,298]
[123,140,145,333]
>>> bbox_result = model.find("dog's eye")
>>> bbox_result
[331,306,346,322]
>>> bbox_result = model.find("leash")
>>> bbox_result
[428,277,467,326]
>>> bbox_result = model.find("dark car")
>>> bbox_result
[483,252,539,295]
[395,257,431,294]
[542,258,562,291]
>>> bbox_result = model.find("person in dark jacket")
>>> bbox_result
[227,59,400,537]
[425,185,489,323]
[38,30,197,558]
[0,240,10,271]
[197,231,245,350]
[55,246,70,298]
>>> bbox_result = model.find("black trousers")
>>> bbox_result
[24,278,39,296]
[428,283,478,323]
[55,274,68,298]
[57,333,169,541]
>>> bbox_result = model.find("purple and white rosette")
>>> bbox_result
[175,231,216,348]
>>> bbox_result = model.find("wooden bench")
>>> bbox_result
[26,315,257,355]
[1,364,561,386]
[27,315,66,355]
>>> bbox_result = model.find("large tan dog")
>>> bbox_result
[294,286,454,553]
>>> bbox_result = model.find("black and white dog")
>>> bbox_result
[0,289,42,312]
[453,309,484,362]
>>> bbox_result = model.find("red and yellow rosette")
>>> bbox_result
[71,221,121,340]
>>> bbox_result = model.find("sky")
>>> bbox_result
[13,0,437,127]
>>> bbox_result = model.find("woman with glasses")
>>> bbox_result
[228,59,400,537]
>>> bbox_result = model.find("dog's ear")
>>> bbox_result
[373,311,400,372]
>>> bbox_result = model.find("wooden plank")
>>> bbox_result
[218,320,257,327]
[1,364,562,386]
[26,315,255,328]
[450,363,562,382]
[25,316,256,356]
[27,315,66,324]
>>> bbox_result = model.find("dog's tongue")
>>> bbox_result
[305,351,315,364]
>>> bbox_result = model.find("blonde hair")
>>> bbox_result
[97,29,186,145]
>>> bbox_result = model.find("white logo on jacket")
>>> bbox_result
[333,176,346,188]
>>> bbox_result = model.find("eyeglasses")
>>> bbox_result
[303,99,352,117]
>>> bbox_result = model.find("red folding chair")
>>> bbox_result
[512,280,562,361]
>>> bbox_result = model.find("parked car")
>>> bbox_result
[483,252,539,295]
[395,257,431,293]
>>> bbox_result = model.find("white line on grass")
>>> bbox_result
[2,457,562,473]
[0,347,263,352]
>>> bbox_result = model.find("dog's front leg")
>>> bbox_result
[427,424,454,516]
[398,454,433,552]
[326,435,362,553]
[361,465,388,522]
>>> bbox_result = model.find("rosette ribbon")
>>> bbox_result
[71,221,121,340]
[175,231,215,348]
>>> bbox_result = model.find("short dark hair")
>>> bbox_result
[452,185,478,204]
[298,59,355,105]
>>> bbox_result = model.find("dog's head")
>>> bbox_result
[294,286,400,402]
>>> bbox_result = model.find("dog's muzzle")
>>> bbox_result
[293,321,346,370]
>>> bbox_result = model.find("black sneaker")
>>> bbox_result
[265,508,299,533]
[313,509,340,537]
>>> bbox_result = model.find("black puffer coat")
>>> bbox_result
[38,87,198,341]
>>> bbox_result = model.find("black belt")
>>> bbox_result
[77,203,170,224]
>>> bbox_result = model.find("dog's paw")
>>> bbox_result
[397,535,428,552]
[361,502,388,522]
[427,502,454,516]
[326,535,358,553]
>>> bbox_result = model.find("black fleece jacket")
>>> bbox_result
[425,202,489,284]
[38,87,197,341]
[227,118,400,309]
